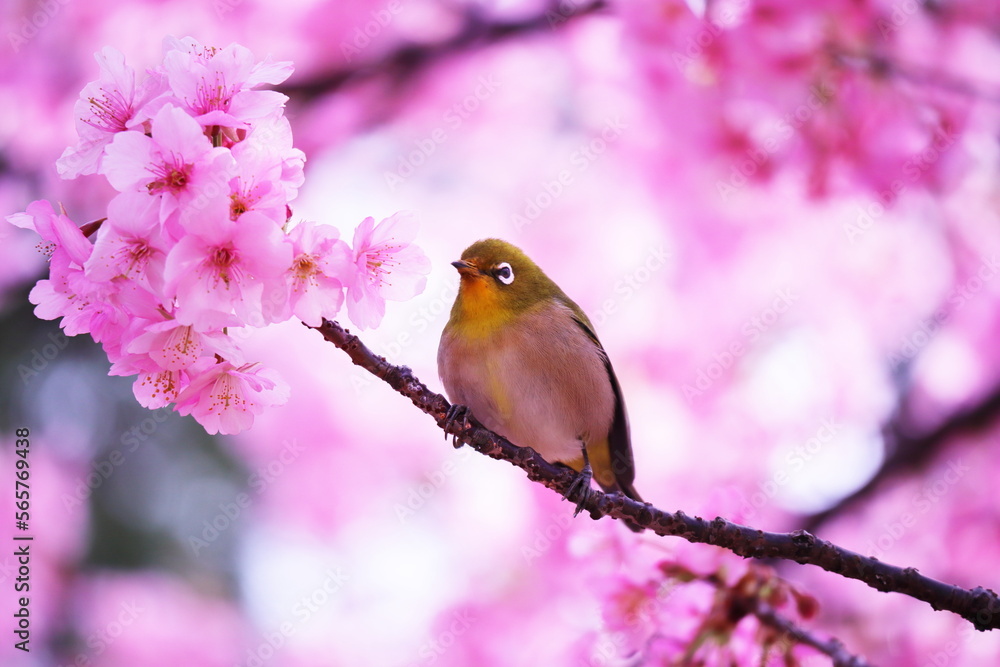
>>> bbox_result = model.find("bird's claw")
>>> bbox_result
[565,459,594,517]
[443,404,471,447]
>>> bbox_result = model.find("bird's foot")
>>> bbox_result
[443,404,471,447]
[565,455,594,518]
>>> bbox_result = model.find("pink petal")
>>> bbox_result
[56,139,106,178]
[346,285,385,331]
[228,90,288,122]
[102,131,155,191]
[370,210,419,247]
[248,57,294,86]
[351,216,375,252]
[152,105,212,158]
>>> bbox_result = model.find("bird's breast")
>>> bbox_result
[438,301,615,464]
[448,278,517,339]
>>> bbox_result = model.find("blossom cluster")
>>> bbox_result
[7,37,430,435]
[620,0,970,201]
[594,556,824,664]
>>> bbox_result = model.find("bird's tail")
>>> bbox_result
[616,481,645,533]
[619,481,642,504]
[585,442,645,532]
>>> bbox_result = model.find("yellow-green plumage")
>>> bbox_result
[437,239,641,517]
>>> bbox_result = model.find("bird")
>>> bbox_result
[437,238,642,529]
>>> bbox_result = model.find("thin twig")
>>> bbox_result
[310,318,1000,632]
[830,47,1000,104]
[751,600,872,667]
[802,384,1000,532]
[278,1,605,102]
[671,565,874,666]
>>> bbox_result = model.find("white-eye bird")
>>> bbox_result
[437,239,642,528]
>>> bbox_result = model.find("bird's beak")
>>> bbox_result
[451,259,482,277]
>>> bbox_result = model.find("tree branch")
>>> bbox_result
[311,319,1000,632]
[830,47,1000,105]
[802,383,1000,532]
[277,5,1000,111]
[750,600,871,667]
[278,1,605,103]
[668,563,873,666]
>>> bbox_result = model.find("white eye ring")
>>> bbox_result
[495,262,514,285]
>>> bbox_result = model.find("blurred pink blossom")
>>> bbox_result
[4,5,1000,666]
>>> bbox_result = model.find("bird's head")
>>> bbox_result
[448,238,560,334]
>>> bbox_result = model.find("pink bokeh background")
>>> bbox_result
[3,0,1000,664]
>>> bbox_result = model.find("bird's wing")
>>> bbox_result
[569,314,641,502]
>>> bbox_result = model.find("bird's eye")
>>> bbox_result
[495,262,514,285]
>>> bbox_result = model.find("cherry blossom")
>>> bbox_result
[86,192,170,292]
[7,199,92,267]
[56,46,161,178]
[126,319,243,371]
[164,211,292,328]
[346,212,431,329]
[159,39,293,130]
[174,359,290,435]
[286,220,352,327]
[225,138,289,224]
[27,253,93,335]
[7,38,428,436]
[4,5,1000,667]
[101,104,236,222]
